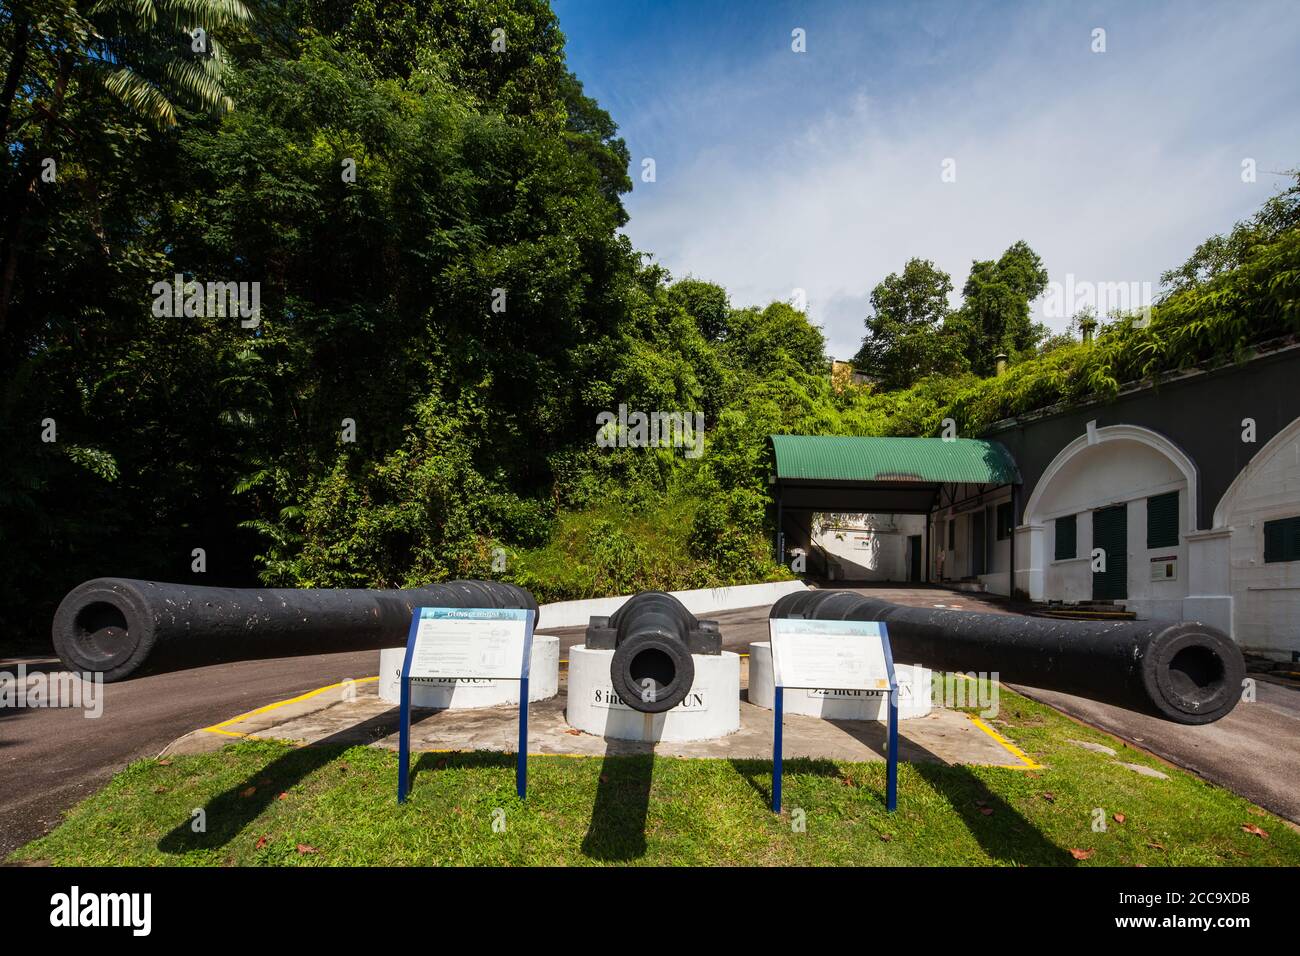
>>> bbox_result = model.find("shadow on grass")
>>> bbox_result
[828,711,1073,864]
[581,744,655,862]
[156,701,1074,865]
[729,712,1075,865]
[157,707,440,854]
[909,761,1075,865]
[408,748,517,791]
[729,756,844,806]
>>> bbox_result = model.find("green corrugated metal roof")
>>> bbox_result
[769,435,1020,485]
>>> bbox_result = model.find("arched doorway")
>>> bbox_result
[1020,424,1197,618]
[1213,415,1300,659]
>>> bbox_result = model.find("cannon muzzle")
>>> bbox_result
[53,578,539,682]
[586,591,720,713]
[770,590,1245,725]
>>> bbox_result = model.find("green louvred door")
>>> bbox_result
[1092,504,1128,600]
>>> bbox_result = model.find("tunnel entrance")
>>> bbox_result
[769,435,1022,594]
[807,512,928,583]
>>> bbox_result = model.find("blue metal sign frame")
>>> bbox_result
[771,621,898,814]
[397,606,536,804]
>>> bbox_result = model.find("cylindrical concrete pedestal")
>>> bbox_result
[378,635,559,708]
[566,644,740,742]
[748,641,932,720]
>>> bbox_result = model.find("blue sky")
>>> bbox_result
[552,0,1300,359]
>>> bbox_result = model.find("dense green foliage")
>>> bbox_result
[854,241,1052,388]
[2,1,1297,644]
[0,0,797,636]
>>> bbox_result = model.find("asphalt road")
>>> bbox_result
[0,650,381,858]
[3,587,1297,858]
[1007,679,1300,824]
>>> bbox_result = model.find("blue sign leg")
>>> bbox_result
[886,686,899,812]
[517,677,529,800]
[398,677,411,804]
[772,686,783,814]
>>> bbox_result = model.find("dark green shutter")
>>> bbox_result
[1054,514,1077,560]
[1092,504,1129,600]
[1147,491,1179,549]
[1264,520,1284,562]
[1264,516,1300,563]
[997,502,1013,540]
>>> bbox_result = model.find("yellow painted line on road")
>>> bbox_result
[966,713,1043,770]
[200,676,379,738]
[203,726,251,739]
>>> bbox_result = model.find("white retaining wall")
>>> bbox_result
[537,580,808,629]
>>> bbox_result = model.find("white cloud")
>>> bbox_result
[617,3,1300,361]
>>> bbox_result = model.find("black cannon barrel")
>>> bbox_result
[770,589,1245,725]
[586,591,721,714]
[53,578,539,682]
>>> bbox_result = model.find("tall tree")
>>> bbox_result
[852,257,965,389]
[950,240,1049,375]
[725,300,826,377]
[0,0,252,334]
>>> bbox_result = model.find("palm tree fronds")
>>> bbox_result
[160,54,234,113]
[98,63,177,125]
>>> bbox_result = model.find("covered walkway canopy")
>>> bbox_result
[768,435,1022,584]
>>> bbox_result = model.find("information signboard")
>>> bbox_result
[767,617,899,813]
[770,618,891,691]
[407,608,531,681]
[397,607,535,803]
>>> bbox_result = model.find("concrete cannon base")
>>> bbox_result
[565,644,741,742]
[747,641,933,720]
[377,635,559,709]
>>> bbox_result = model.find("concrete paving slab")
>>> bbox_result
[167,660,1035,768]
[1118,762,1170,779]
[1067,739,1118,756]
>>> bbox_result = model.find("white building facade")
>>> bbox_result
[774,345,1300,661]
[986,343,1300,661]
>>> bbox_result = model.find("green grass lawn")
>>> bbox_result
[12,687,1300,866]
